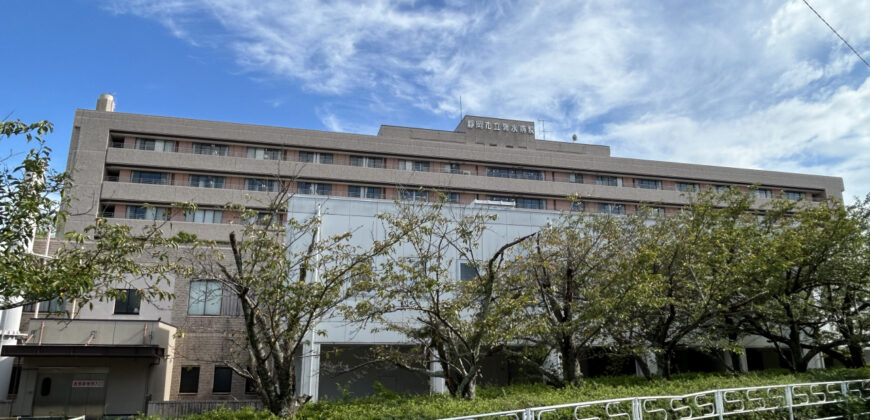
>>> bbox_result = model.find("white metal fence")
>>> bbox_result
[439,379,870,420]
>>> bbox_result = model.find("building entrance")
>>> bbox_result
[32,368,107,419]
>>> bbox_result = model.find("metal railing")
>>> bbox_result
[439,379,870,420]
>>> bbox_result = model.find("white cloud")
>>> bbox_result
[103,0,870,199]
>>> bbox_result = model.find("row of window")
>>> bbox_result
[116,138,814,200]
[178,366,253,394]
[24,289,141,315]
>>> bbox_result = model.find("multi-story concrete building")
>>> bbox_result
[1,95,844,417]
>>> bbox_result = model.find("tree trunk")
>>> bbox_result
[560,338,582,386]
[657,352,672,379]
[847,342,866,368]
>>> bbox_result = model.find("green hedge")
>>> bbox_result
[176,368,870,419]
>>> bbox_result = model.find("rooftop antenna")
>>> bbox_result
[538,119,550,140]
[459,96,463,119]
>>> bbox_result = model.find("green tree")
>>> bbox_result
[741,196,870,371]
[349,201,536,399]
[170,189,419,417]
[506,208,643,386]
[610,190,761,378]
[0,119,174,311]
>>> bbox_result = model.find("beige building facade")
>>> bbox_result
[2,95,845,415]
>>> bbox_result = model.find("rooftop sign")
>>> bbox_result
[466,118,534,135]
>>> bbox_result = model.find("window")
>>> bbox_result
[785,191,805,201]
[676,182,699,192]
[398,160,430,172]
[126,206,168,220]
[246,147,283,160]
[245,377,257,394]
[297,182,332,196]
[486,167,543,181]
[245,178,278,192]
[754,188,772,199]
[569,173,583,183]
[636,179,662,190]
[489,196,516,205]
[135,138,175,152]
[100,204,116,218]
[516,198,545,209]
[113,289,141,315]
[459,262,478,281]
[348,186,384,199]
[189,175,226,189]
[298,151,333,164]
[193,143,228,156]
[444,163,461,174]
[188,280,222,316]
[179,366,200,394]
[714,185,730,194]
[399,189,428,201]
[131,171,169,185]
[40,377,51,397]
[599,203,626,215]
[248,212,277,226]
[213,367,233,393]
[23,298,65,313]
[349,155,384,168]
[446,192,460,204]
[571,201,584,212]
[8,365,21,396]
[110,138,125,148]
[648,207,666,216]
[595,176,621,187]
[185,209,223,224]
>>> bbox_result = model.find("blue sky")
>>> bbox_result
[3,0,870,200]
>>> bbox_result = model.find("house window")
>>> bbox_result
[649,207,666,216]
[125,206,168,220]
[189,280,222,316]
[297,182,331,196]
[193,143,228,156]
[489,196,516,205]
[245,377,257,394]
[714,185,730,194]
[245,178,278,192]
[446,192,460,204]
[349,155,384,168]
[131,171,169,185]
[785,191,805,201]
[516,198,545,209]
[135,138,175,152]
[189,175,226,189]
[599,203,626,215]
[637,179,662,190]
[486,167,543,181]
[185,209,222,224]
[22,298,65,313]
[755,188,773,199]
[398,160,430,172]
[459,262,477,281]
[113,289,141,315]
[571,201,584,212]
[8,365,21,396]
[676,182,699,192]
[110,138,125,148]
[213,367,233,393]
[348,186,384,199]
[569,173,583,183]
[179,366,200,394]
[444,163,461,174]
[595,176,621,187]
[246,147,283,160]
[399,189,428,201]
[298,151,332,164]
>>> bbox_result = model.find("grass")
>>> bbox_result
[174,368,870,419]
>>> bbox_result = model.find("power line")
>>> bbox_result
[802,0,870,71]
